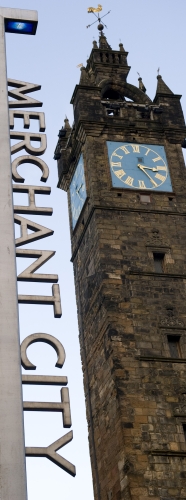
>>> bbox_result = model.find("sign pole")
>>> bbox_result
[0,8,38,500]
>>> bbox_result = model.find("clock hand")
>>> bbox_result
[138,164,158,187]
[77,183,83,193]
[75,183,83,195]
[76,190,84,201]
[137,164,158,172]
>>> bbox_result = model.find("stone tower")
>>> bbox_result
[55,31,186,500]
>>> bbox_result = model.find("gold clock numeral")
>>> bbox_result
[125,176,134,186]
[156,166,167,171]
[120,145,130,155]
[138,180,146,189]
[155,173,166,182]
[115,169,125,179]
[113,152,123,160]
[111,161,122,167]
[152,156,162,163]
[131,144,140,153]
[145,148,151,156]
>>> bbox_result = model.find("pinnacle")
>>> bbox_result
[138,77,146,94]
[119,43,124,52]
[64,117,71,130]
[99,32,112,50]
[93,40,98,49]
[156,75,174,95]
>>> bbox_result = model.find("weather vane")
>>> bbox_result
[86,4,111,31]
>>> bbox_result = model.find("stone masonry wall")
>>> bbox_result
[74,207,186,500]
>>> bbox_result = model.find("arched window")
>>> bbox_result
[102,89,123,101]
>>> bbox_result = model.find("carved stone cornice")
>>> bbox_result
[159,317,184,328]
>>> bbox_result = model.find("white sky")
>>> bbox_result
[3,0,186,499]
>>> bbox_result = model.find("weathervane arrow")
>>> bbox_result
[86,4,111,30]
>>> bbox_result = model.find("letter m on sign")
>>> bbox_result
[8,79,42,108]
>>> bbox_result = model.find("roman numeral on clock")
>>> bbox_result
[115,169,125,179]
[156,166,167,171]
[152,156,162,163]
[113,152,123,159]
[138,180,146,188]
[131,144,140,153]
[120,146,130,154]
[155,173,166,182]
[125,176,134,186]
[111,161,122,167]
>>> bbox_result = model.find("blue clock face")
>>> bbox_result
[107,142,173,192]
[70,155,87,229]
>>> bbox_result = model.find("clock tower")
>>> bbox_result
[55,30,186,500]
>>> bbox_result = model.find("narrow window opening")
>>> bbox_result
[182,424,186,441]
[153,252,165,273]
[107,109,120,117]
[167,335,181,358]
[117,193,122,197]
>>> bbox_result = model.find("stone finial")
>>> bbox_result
[93,40,98,49]
[138,77,146,94]
[99,33,112,50]
[64,117,71,130]
[156,75,173,95]
[80,66,89,84]
[119,42,124,52]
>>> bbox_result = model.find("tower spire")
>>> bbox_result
[137,72,146,93]
[156,74,174,96]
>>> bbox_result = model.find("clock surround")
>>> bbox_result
[69,154,87,229]
[107,141,173,192]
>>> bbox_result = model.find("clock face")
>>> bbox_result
[70,154,87,229]
[107,142,173,192]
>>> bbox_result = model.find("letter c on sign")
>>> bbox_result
[21,333,66,370]
[12,155,49,183]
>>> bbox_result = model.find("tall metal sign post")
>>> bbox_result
[0,8,38,500]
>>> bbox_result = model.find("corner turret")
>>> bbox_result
[155,74,174,97]
[154,74,185,131]
[54,117,73,182]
